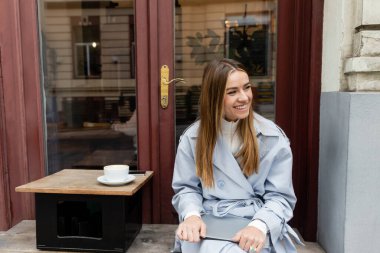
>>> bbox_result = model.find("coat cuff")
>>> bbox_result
[184,211,201,220]
[180,204,204,221]
[248,219,268,235]
[253,202,284,241]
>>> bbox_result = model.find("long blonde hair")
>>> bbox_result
[196,58,259,188]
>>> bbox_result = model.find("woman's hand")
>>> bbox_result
[232,226,266,252]
[176,215,206,243]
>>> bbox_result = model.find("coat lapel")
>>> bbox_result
[212,137,254,195]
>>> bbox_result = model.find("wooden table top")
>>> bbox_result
[15,169,153,196]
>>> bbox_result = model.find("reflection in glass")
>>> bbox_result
[175,0,277,143]
[226,14,271,77]
[72,16,101,78]
[38,0,137,174]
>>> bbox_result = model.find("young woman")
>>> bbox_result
[172,58,301,253]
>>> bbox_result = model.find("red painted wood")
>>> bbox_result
[0,48,12,230]
[287,0,312,237]
[157,0,177,224]
[0,0,34,227]
[147,0,163,223]
[276,0,323,241]
[276,0,296,134]
[135,0,155,224]
[0,0,45,229]
[303,0,323,241]
[276,0,308,233]
[137,0,177,224]
[19,0,45,183]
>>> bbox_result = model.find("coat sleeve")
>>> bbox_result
[172,135,205,221]
[253,135,297,242]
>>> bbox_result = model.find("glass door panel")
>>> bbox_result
[175,0,277,140]
[38,0,137,174]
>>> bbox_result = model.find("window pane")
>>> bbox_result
[175,0,277,143]
[38,0,137,174]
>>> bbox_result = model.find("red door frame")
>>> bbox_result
[135,0,160,223]
[157,0,177,224]
[276,0,324,240]
[0,0,45,230]
[0,48,11,230]
[143,0,324,241]
[0,0,323,241]
[135,0,176,224]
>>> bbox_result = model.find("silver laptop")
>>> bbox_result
[202,214,251,241]
[202,214,270,248]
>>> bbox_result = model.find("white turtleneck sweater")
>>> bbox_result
[221,118,242,156]
[184,119,268,235]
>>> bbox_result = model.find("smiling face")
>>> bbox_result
[223,70,253,122]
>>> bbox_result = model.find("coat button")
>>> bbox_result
[217,180,225,189]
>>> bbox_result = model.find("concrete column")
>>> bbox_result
[319,92,380,253]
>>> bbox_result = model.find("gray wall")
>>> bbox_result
[319,92,380,253]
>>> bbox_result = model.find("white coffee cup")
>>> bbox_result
[103,164,129,182]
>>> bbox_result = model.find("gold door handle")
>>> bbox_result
[160,65,185,109]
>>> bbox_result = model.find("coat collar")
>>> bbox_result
[253,113,281,137]
[183,114,282,194]
[187,114,281,138]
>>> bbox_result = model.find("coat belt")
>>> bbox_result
[204,198,264,217]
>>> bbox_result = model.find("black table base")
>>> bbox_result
[35,192,141,252]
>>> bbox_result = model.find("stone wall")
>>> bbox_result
[344,0,380,91]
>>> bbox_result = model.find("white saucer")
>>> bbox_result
[97,175,136,186]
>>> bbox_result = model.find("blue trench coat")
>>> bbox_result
[172,114,302,253]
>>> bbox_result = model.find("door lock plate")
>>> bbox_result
[160,65,170,109]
